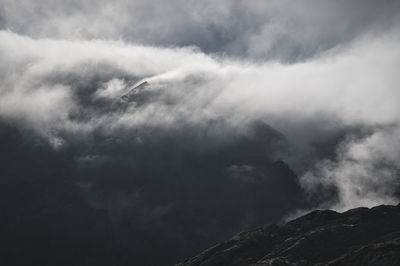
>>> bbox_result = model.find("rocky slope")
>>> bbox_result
[178,204,400,266]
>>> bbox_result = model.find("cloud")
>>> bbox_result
[301,125,400,212]
[1,26,400,210]
[1,0,399,61]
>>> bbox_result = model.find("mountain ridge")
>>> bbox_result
[177,204,400,266]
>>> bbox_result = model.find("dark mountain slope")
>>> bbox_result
[178,204,400,266]
[0,120,310,265]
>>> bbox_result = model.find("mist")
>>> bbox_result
[1,1,400,265]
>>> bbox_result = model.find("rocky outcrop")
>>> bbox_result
[178,204,400,266]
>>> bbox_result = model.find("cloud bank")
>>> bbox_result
[1,29,400,209]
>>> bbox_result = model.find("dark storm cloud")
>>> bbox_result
[1,1,400,265]
[1,0,400,61]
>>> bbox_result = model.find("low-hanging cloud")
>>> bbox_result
[1,27,400,210]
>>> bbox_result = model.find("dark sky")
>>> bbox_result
[1,1,400,265]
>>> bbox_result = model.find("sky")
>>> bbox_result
[1,1,400,265]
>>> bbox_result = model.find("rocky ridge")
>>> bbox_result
[178,204,400,266]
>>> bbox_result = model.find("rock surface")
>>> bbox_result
[178,204,400,266]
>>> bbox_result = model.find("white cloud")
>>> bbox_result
[0,28,400,211]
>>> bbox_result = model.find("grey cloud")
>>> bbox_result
[1,29,400,213]
[1,0,400,61]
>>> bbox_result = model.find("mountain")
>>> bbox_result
[177,204,400,266]
[0,120,309,265]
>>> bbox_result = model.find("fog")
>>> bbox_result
[1,1,400,265]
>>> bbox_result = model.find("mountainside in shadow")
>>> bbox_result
[178,204,400,266]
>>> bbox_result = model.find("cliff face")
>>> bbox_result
[178,204,400,266]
